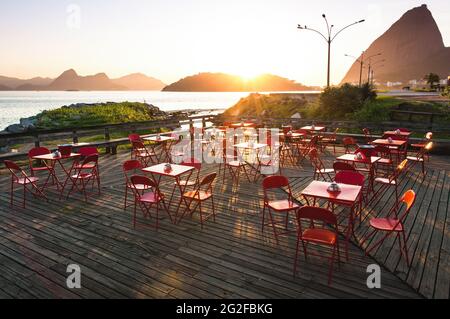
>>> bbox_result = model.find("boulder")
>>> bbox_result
[20,116,37,129]
[5,124,26,133]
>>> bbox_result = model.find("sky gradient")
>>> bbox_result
[1,0,449,86]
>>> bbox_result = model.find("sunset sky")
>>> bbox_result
[1,0,449,86]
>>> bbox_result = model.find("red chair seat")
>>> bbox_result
[183,190,212,201]
[316,168,334,174]
[16,176,39,185]
[71,173,94,179]
[411,143,425,148]
[139,192,163,203]
[74,163,96,170]
[267,199,299,211]
[31,166,51,172]
[127,183,151,191]
[407,156,424,162]
[302,228,336,245]
[227,160,246,167]
[369,218,403,231]
[375,177,396,185]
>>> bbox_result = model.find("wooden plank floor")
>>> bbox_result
[0,147,447,299]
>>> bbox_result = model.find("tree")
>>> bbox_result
[424,73,440,88]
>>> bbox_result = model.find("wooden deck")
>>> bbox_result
[0,147,448,299]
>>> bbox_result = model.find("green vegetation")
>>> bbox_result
[306,83,377,120]
[222,93,310,118]
[424,72,440,88]
[35,102,167,129]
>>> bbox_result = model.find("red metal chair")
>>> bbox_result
[181,173,217,229]
[122,160,151,211]
[28,147,56,189]
[361,190,416,266]
[374,145,394,173]
[74,147,99,170]
[407,142,432,175]
[261,175,300,243]
[128,134,143,159]
[67,154,101,202]
[319,128,339,153]
[294,206,340,285]
[333,161,356,173]
[309,148,334,181]
[362,128,372,144]
[131,140,158,167]
[343,137,357,154]
[369,159,408,208]
[4,160,48,208]
[411,132,432,162]
[221,141,252,185]
[129,175,169,230]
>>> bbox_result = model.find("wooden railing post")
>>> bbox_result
[34,134,40,148]
[104,127,111,154]
[72,130,78,144]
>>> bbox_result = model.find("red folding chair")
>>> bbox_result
[132,140,158,167]
[28,147,56,189]
[122,160,151,211]
[361,190,416,267]
[319,128,339,154]
[67,154,101,202]
[181,173,217,229]
[407,142,432,175]
[4,160,48,208]
[129,134,143,159]
[221,141,251,185]
[333,161,356,173]
[74,147,99,170]
[362,128,372,144]
[129,175,169,230]
[343,137,357,154]
[294,206,340,285]
[309,148,334,181]
[262,175,300,243]
[334,170,366,219]
[369,159,408,208]
[411,132,432,162]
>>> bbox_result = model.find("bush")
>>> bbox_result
[311,83,377,120]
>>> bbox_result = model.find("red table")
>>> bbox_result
[336,154,380,191]
[384,131,412,137]
[32,152,81,198]
[144,135,178,162]
[301,180,362,260]
[372,139,406,147]
[142,163,195,224]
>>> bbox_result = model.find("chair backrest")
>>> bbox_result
[199,172,217,187]
[28,147,51,158]
[374,145,391,158]
[130,175,158,190]
[397,128,411,133]
[391,190,416,221]
[425,132,433,140]
[79,147,99,157]
[335,171,365,186]
[391,159,408,181]
[128,134,141,142]
[132,140,146,150]
[123,160,142,172]
[282,125,293,135]
[4,160,22,173]
[181,158,202,171]
[333,161,356,173]
[81,154,98,168]
[343,137,356,146]
[262,175,289,190]
[297,206,337,226]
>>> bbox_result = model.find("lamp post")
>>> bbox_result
[298,15,365,88]
[367,58,385,84]
[344,52,382,86]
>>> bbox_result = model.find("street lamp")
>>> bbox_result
[367,58,385,84]
[344,52,381,86]
[298,15,365,88]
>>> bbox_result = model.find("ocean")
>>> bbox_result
[0,91,319,130]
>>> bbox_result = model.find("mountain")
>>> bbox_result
[0,84,11,91]
[44,69,125,91]
[112,73,166,91]
[341,4,450,86]
[0,75,53,89]
[163,73,316,92]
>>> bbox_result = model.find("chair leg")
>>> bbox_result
[401,231,410,267]
[328,245,336,285]
[293,235,301,277]
[10,179,14,207]
[124,186,128,211]
[261,205,266,233]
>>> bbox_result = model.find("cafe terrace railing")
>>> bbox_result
[1,114,450,162]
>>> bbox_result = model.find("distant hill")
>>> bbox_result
[0,70,166,91]
[112,73,166,91]
[163,73,317,92]
[0,75,53,89]
[341,4,450,86]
